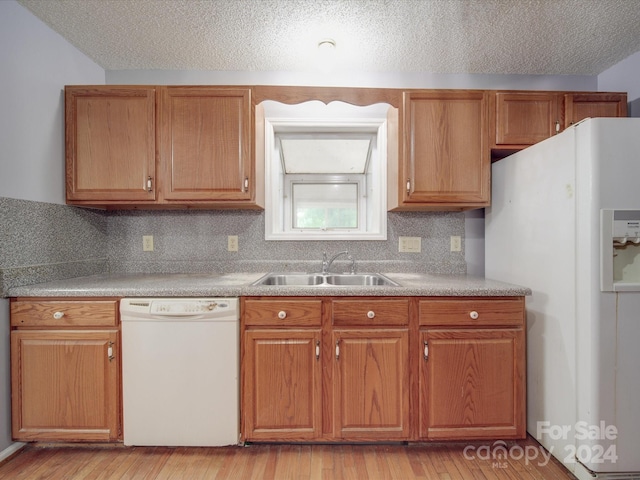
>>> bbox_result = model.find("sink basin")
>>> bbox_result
[251,273,400,287]
[324,274,399,286]
[251,273,325,286]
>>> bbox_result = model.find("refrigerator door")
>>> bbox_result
[573,119,640,476]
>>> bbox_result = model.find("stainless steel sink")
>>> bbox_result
[251,273,400,287]
[323,274,399,286]
[251,273,325,286]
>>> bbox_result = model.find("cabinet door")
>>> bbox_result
[243,329,322,441]
[159,87,252,202]
[419,328,525,440]
[400,90,489,208]
[494,92,561,147]
[333,329,409,440]
[11,330,120,442]
[65,86,156,203]
[564,92,628,127]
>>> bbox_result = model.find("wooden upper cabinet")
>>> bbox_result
[65,86,156,203]
[492,91,561,148]
[564,92,627,127]
[391,90,490,210]
[159,87,253,202]
[492,91,628,154]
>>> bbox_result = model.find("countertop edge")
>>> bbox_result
[5,273,532,298]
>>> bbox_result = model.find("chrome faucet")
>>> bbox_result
[322,251,355,274]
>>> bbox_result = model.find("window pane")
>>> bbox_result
[280,136,371,174]
[292,184,358,229]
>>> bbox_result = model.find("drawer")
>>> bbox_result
[11,300,118,327]
[419,298,524,327]
[243,299,322,326]
[332,299,409,326]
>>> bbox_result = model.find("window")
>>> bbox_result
[262,101,389,240]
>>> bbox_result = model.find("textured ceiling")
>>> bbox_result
[17,0,640,75]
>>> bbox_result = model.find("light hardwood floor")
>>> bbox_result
[0,437,576,479]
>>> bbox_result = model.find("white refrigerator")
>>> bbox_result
[485,118,640,480]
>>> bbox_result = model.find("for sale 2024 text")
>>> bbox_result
[537,421,619,465]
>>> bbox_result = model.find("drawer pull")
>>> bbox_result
[53,311,65,320]
[469,311,479,320]
[367,311,375,319]
[278,311,287,319]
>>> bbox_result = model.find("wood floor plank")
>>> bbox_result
[0,438,577,480]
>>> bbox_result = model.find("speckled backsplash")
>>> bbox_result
[0,197,108,296]
[1,198,466,295]
[105,209,466,275]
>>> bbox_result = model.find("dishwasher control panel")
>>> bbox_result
[151,300,227,314]
[120,298,238,319]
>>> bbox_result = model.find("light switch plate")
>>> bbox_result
[228,235,239,252]
[450,236,462,252]
[399,236,421,253]
[142,235,154,252]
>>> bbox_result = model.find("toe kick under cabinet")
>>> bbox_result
[240,296,525,443]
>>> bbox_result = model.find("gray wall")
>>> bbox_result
[0,0,104,455]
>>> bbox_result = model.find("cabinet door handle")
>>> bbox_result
[406,179,411,194]
[469,310,479,320]
[243,177,249,192]
[52,311,65,320]
[423,340,429,361]
[555,121,561,134]
[147,176,153,192]
[108,341,115,362]
[335,340,340,360]
[316,340,320,360]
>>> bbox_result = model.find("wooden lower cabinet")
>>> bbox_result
[242,295,525,443]
[11,329,120,442]
[242,329,322,440]
[418,298,526,440]
[419,328,524,440]
[333,329,409,440]
[10,298,121,442]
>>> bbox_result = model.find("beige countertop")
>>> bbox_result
[7,272,531,297]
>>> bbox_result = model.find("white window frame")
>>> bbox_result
[264,117,387,241]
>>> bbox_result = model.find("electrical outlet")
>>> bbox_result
[399,236,421,253]
[142,235,154,252]
[228,235,239,252]
[450,236,462,252]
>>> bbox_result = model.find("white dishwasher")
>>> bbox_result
[120,298,239,446]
